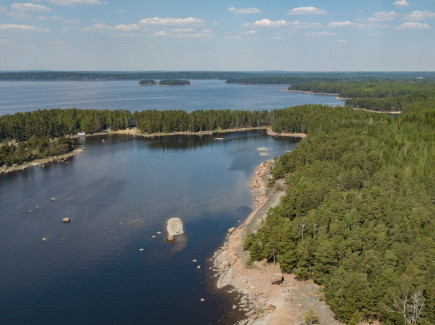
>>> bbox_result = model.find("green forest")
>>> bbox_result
[244,101,435,324]
[138,79,157,85]
[159,79,190,86]
[0,108,270,166]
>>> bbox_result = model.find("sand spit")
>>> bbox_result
[212,160,342,325]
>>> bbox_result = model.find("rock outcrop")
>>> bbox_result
[167,217,183,237]
[271,273,284,285]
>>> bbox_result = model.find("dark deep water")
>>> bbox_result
[0,79,344,115]
[0,131,300,324]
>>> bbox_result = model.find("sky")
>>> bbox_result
[0,0,435,71]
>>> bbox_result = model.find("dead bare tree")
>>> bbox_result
[387,286,425,325]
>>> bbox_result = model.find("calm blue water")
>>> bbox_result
[0,131,300,324]
[0,80,344,115]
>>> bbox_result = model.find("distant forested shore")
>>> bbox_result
[1,71,434,81]
[159,79,190,86]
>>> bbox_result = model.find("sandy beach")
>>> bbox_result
[212,159,342,325]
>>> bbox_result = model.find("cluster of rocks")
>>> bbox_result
[248,161,273,208]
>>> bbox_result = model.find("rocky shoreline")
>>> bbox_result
[211,160,342,325]
[0,148,84,175]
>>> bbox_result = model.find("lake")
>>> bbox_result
[0,131,300,324]
[0,80,344,115]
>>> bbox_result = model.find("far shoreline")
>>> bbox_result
[0,128,305,176]
[284,89,348,100]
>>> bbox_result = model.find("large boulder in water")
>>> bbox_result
[167,217,183,238]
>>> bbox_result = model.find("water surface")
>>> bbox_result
[0,131,299,324]
[0,80,344,115]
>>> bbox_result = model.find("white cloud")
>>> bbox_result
[337,39,348,43]
[61,26,77,32]
[246,30,257,35]
[288,7,327,16]
[45,0,106,5]
[201,29,212,33]
[393,0,409,8]
[81,23,113,31]
[288,21,321,29]
[0,5,7,13]
[396,22,430,29]
[327,21,353,28]
[306,31,338,36]
[113,33,141,38]
[152,30,169,37]
[171,28,194,33]
[82,23,141,32]
[225,35,242,39]
[228,7,261,14]
[116,9,126,14]
[0,39,12,43]
[0,23,49,31]
[367,11,398,22]
[139,17,205,26]
[152,29,211,38]
[357,23,390,29]
[244,19,287,28]
[272,36,282,40]
[10,3,51,12]
[115,24,139,31]
[36,15,81,23]
[405,10,435,21]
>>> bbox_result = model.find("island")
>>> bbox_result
[138,79,157,85]
[159,79,190,86]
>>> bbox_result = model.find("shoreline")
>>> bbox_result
[284,89,348,100]
[212,160,342,325]
[72,126,307,139]
[1,127,304,176]
[0,148,84,175]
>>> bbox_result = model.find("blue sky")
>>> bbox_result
[0,0,434,71]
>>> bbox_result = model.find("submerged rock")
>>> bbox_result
[227,227,236,235]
